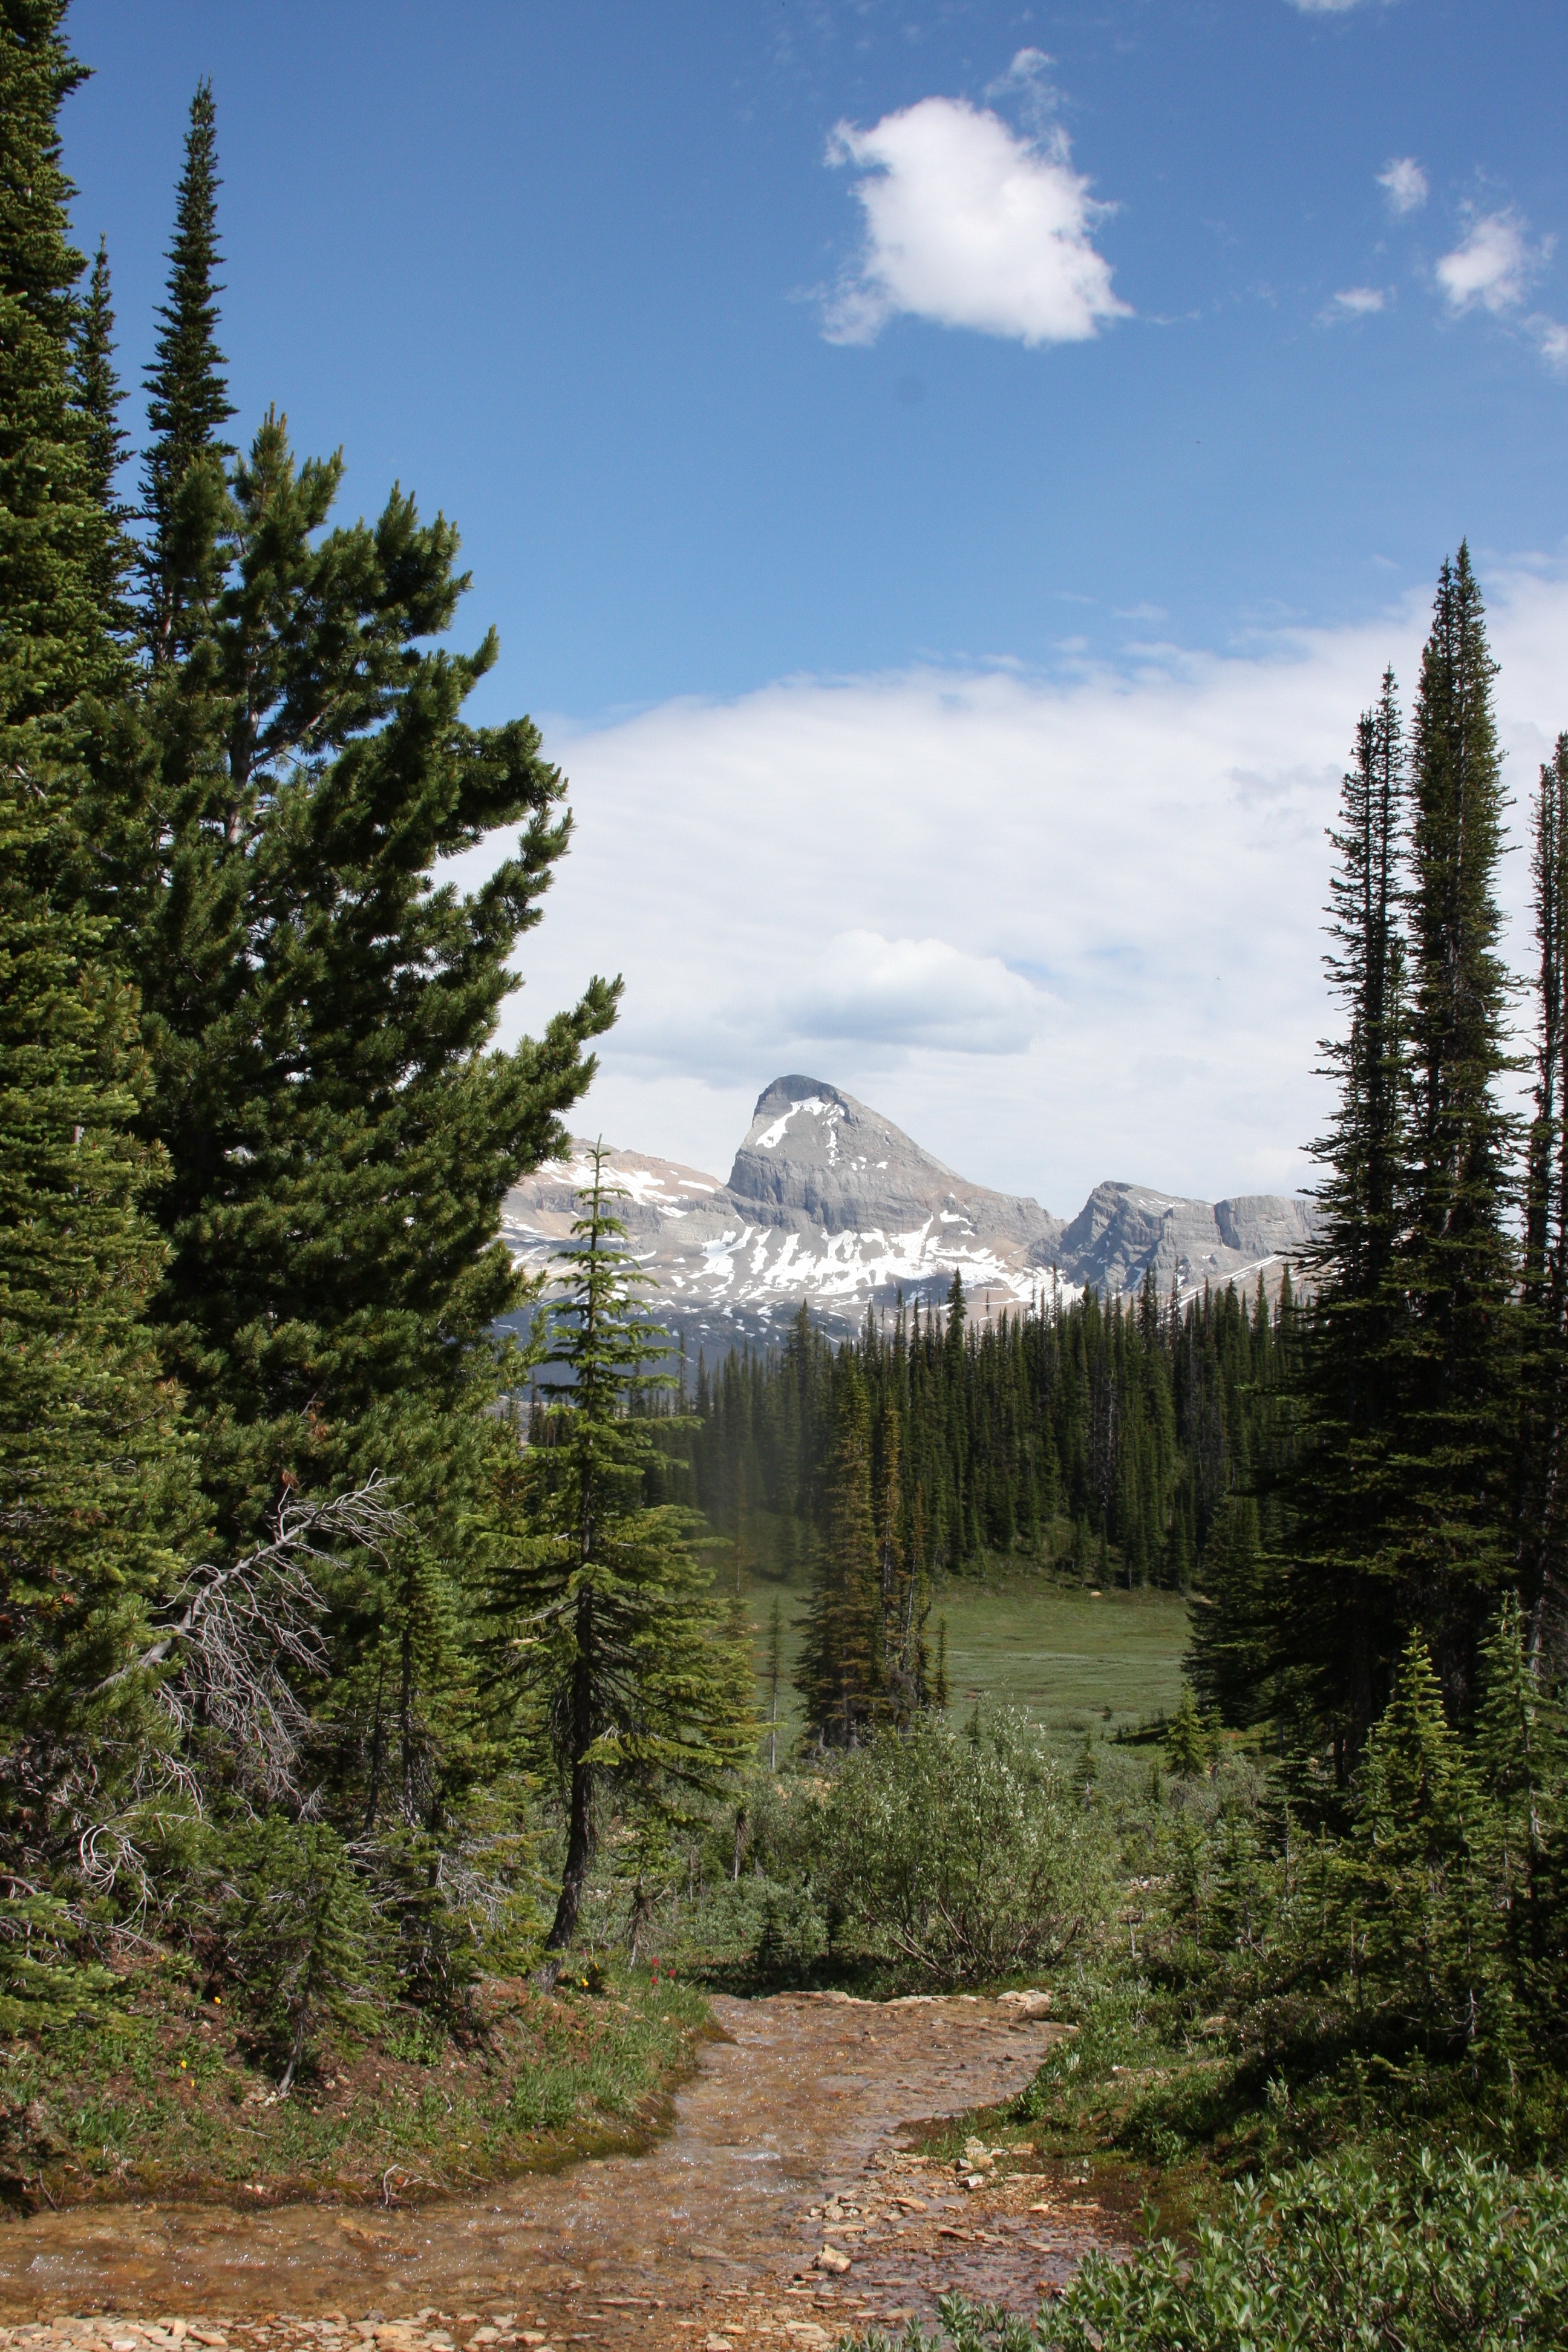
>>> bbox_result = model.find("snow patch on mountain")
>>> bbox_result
[500,1076,1318,1351]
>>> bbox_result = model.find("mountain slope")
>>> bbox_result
[500,1076,1317,1351]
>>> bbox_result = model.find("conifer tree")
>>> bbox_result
[1395,549,1519,1705]
[68,238,133,628]
[0,1,192,1943]
[799,1358,882,1745]
[1520,734,1568,1653]
[490,1159,754,1964]
[1349,1633,1505,2058]
[0,0,120,728]
[1186,1489,1266,1726]
[1284,674,1413,1756]
[139,79,235,662]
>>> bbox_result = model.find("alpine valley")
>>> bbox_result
[501,1076,1320,1351]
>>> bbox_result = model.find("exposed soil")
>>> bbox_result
[0,1993,1121,2348]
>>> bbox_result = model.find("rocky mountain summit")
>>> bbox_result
[500,1076,1319,1351]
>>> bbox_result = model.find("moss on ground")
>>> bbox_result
[0,1966,708,2213]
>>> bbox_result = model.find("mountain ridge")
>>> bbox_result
[500,1074,1319,1351]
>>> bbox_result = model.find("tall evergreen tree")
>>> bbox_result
[799,1357,882,1745]
[68,237,133,629]
[1520,733,1568,1658]
[139,79,235,662]
[1284,673,1414,1757]
[1396,547,1519,1705]
[0,0,119,728]
[0,1,193,1952]
[489,1158,754,1965]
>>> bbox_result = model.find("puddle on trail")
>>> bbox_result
[0,1994,1118,2343]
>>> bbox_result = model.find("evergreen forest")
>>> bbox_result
[7,5,1568,2342]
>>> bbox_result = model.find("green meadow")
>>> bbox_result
[730,1522,1189,1751]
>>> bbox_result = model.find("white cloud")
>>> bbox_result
[474,565,1568,1212]
[1436,209,1544,315]
[1329,286,1387,317]
[1377,156,1428,216]
[1532,316,1568,376]
[822,95,1128,347]
[780,930,1051,1054]
[1288,0,1377,12]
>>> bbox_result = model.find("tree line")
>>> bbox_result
[694,547,1568,1792]
[688,1270,1301,1739]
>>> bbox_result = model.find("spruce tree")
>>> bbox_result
[1396,549,1519,1705]
[1520,734,1568,1653]
[0,0,119,728]
[1284,673,1414,1757]
[0,1,192,1940]
[799,1357,882,1745]
[1349,1634,1506,2059]
[139,79,235,662]
[489,1158,754,1964]
[68,238,133,629]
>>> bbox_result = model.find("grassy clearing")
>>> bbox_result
[0,1968,708,2213]
[734,1529,1190,1749]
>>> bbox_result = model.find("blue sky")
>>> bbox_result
[64,1,1568,1206]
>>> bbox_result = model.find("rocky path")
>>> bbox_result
[0,1993,1119,2350]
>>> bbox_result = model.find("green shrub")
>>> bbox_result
[812,1710,1111,1987]
[207,1818,380,2088]
[841,2146,1568,2351]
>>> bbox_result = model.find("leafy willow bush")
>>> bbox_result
[811,1710,1111,1987]
[842,2148,1568,2352]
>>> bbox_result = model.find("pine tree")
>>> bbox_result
[139,80,235,662]
[0,774,191,1895]
[0,0,120,728]
[1349,1633,1505,2060]
[490,1158,754,1964]
[1186,1489,1266,1726]
[1285,673,1414,1756]
[68,238,133,629]
[1395,549,1519,1707]
[799,1357,882,1745]
[1473,1596,1566,2025]
[1520,734,1568,1655]
[0,2,193,1947]
[113,391,616,1540]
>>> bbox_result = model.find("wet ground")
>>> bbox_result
[0,1992,1120,2348]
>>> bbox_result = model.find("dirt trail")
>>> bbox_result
[0,1993,1118,2348]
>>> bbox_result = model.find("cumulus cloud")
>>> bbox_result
[822,94,1128,347]
[1436,209,1544,315]
[780,930,1051,1054]
[472,566,1568,1211]
[1328,286,1387,318]
[1377,156,1428,215]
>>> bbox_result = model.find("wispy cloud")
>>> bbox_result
[1436,208,1544,315]
[1327,286,1387,318]
[1377,156,1428,216]
[1287,0,1382,13]
[822,92,1128,348]
[478,568,1568,1209]
[1529,316,1568,377]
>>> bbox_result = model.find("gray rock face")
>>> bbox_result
[1062,1181,1318,1299]
[500,1076,1318,1352]
[726,1077,1065,1259]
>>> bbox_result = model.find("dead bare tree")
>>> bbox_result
[88,1479,403,1851]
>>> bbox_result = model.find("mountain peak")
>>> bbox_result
[500,1076,1319,1352]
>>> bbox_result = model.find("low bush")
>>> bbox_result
[840,2146,1568,2351]
[812,1710,1111,1987]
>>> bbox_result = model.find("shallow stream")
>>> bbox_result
[0,1993,1116,2345]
